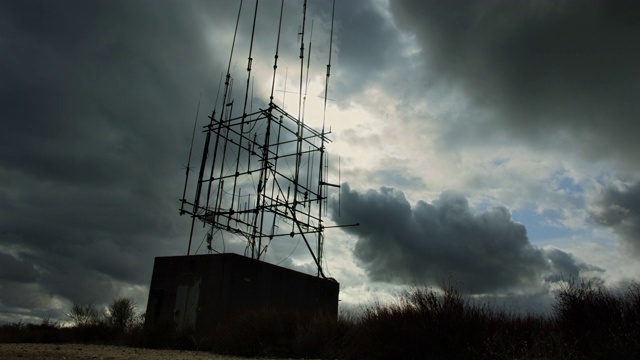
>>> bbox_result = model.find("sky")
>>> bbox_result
[2,0,640,322]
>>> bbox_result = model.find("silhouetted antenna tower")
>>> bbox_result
[179,0,354,278]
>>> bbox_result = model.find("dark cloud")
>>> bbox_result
[330,1,414,103]
[331,184,599,294]
[0,0,240,319]
[0,253,40,283]
[543,247,604,281]
[0,283,56,311]
[390,0,640,163]
[590,182,640,256]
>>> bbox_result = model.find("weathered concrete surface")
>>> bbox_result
[145,253,339,333]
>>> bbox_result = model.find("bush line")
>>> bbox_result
[1,279,640,359]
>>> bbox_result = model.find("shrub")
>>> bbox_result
[345,283,559,360]
[106,297,136,331]
[554,278,622,340]
[66,301,99,327]
[552,277,640,358]
[197,307,348,358]
[3,280,640,358]
[345,284,485,359]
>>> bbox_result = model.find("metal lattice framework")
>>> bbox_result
[179,0,352,278]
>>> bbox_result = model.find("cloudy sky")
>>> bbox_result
[2,0,640,321]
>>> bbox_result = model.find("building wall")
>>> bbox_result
[144,253,339,333]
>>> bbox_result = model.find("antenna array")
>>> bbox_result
[180,0,346,278]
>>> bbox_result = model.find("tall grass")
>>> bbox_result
[205,307,348,358]
[553,278,640,358]
[345,283,552,359]
[2,280,640,359]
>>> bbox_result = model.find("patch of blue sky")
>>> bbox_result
[491,157,509,167]
[548,168,584,194]
[512,208,579,245]
[555,175,583,194]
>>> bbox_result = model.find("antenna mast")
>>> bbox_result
[179,0,352,278]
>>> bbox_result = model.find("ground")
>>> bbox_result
[0,343,292,360]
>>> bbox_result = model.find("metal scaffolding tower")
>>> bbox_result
[179,0,350,278]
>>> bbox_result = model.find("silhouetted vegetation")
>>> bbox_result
[105,297,137,331]
[66,301,99,327]
[2,280,640,359]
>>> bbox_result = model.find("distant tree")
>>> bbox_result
[106,297,136,330]
[66,301,99,327]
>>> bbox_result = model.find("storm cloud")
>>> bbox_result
[0,253,40,284]
[331,184,597,294]
[390,0,640,163]
[0,0,231,319]
[591,182,640,256]
[2,0,636,321]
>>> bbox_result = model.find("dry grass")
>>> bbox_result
[2,279,640,359]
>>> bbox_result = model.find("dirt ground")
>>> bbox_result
[0,343,288,360]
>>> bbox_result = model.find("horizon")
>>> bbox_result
[2,0,640,322]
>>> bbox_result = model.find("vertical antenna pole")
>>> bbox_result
[322,0,336,129]
[282,68,288,108]
[292,0,308,218]
[190,0,243,255]
[250,76,254,113]
[297,0,307,122]
[314,0,336,272]
[207,0,244,230]
[251,0,285,259]
[230,0,260,230]
[270,0,285,103]
[180,93,202,215]
[301,20,314,123]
